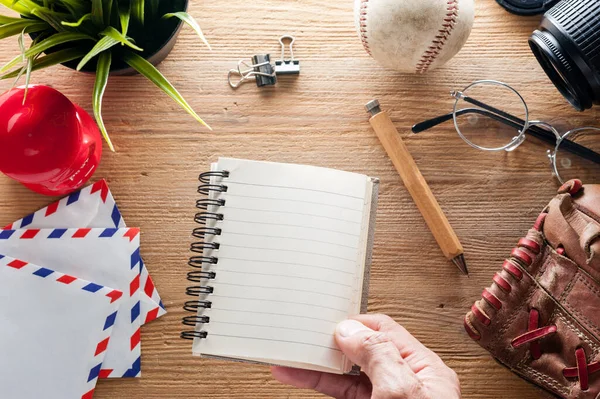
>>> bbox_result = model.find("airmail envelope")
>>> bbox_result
[4,180,166,325]
[0,228,142,378]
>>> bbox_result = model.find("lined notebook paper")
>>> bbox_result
[183,158,379,374]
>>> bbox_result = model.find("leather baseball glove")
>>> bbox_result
[465,180,600,398]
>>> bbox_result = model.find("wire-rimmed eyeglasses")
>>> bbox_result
[412,80,600,184]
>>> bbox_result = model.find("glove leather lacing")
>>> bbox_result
[464,212,599,391]
[563,348,600,391]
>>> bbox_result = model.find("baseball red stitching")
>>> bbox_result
[415,0,459,74]
[359,0,371,55]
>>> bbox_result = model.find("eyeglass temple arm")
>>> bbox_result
[463,96,600,165]
[413,94,545,137]
[413,93,557,142]
[412,92,528,133]
[412,108,524,134]
[412,112,454,133]
[413,100,600,166]
[413,108,565,149]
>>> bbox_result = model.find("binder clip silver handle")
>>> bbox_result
[227,35,299,88]
[275,35,300,75]
[228,55,277,89]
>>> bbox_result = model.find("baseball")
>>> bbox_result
[354,0,475,73]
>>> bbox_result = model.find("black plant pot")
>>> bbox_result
[59,0,188,76]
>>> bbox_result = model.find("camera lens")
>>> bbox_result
[496,0,559,16]
[528,0,600,111]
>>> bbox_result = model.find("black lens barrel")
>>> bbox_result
[529,0,600,111]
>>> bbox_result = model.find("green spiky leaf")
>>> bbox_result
[0,15,23,25]
[11,64,26,89]
[93,51,115,151]
[61,13,92,27]
[0,0,33,16]
[91,0,104,25]
[10,28,27,88]
[76,35,118,70]
[103,0,114,25]
[76,26,142,71]
[17,26,26,63]
[131,0,144,24]
[22,53,35,104]
[5,0,40,12]
[163,12,211,50]
[1,47,89,80]
[1,53,24,74]
[100,26,142,50]
[122,51,211,130]
[117,0,131,36]
[0,20,49,40]
[31,7,68,32]
[24,31,93,58]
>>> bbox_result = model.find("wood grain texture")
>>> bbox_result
[1,0,598,398]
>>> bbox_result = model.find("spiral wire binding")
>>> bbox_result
[181,170,229,340]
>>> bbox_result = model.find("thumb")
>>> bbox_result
[335,320,419,396]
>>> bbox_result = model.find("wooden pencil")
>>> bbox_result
[365,99,468,275]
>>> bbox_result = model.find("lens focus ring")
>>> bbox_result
[547,0,600,75]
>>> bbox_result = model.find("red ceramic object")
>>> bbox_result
[0,85,102,196]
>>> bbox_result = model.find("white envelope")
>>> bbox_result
[4,180,166,324]
[0,228,142,378]
[0,253,122,398]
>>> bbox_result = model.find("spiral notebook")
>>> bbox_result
[182,158,379,374]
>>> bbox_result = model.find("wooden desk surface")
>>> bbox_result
[1,1,599,398]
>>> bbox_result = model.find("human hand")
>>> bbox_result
[271,314,461,399]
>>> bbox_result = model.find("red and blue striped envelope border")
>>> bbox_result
[0,227,143,378]
[0,254,123,399]
[3,180,165,325]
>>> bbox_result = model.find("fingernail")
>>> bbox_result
[337,320,371,338]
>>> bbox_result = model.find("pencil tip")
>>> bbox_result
[452,254,469,276]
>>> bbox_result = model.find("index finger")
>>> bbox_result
[349,314,436,361]
[271,366,372,398]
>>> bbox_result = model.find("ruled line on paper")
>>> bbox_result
[223,232,358,249]
[224,180,365,200]
[213,282,351,300]
[217,257,355,274]
[208,334,341,352]
[220,193,364,212]
[208,321,335,337]
[209,308,340,325]
[223,206,362,224]
[222,244,357,262]
[215,269,353,287]
[221,220,361,237]
[210,295,349,313]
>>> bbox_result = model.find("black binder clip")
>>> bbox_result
[275,35,300,75]
[227,54,277,89]
[227,35,299,89]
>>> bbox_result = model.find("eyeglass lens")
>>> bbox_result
[555,128,600,184]
[453,82,528,151]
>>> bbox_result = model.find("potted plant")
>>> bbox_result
[0,0,211,151]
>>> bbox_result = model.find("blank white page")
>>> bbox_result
[192,158,375,373]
